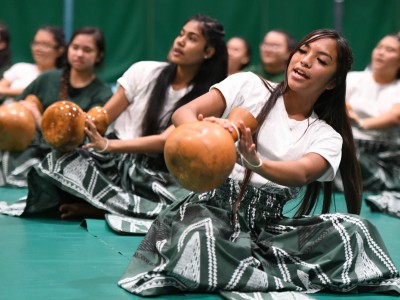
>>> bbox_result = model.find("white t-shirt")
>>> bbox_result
[113,61,192,140]
[346,70,400,143]
[3,62,40,102]
[213,72,342,188]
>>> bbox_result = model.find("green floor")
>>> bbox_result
[0,187,398,300]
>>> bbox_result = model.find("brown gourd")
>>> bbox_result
[164,107,258,192]
[0,95,43,152]
[41,100,109,152]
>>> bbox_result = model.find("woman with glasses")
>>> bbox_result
[0,25,66,103]
[0,26,112,187]
[244,29,296,83]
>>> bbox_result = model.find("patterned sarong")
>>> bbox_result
[0,148,190,234]
[0,133,51,187]
[356,139,400,192]
[119,179,400,298]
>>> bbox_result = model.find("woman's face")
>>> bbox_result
[227,37,249,74]
[31,29,63,69]
[259,31,290,68]
[287,37,338,96]
[371,35,400,75]
[68,33,100,72]
[168,20,213,67]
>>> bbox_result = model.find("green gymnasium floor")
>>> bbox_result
[0,187,399,300]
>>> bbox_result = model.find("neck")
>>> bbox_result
[69,68,95,88]
[263,63,285,75]
[283,90,314,120]
[172,65,200,90]
[373,69,397,84]
[37,64,56,73]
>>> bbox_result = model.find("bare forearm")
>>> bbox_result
[172,89,227,126]
[359,112,400,130]
[243,154,329,187]
[106,135,166,153]
[0,87,23,97]
[172,106,199,125]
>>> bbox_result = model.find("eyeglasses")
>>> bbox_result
[31,41,58,51]
[260,42,284,50]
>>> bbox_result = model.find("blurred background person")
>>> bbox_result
[244,29,296,82]
[344,32,400,218]
[227,36,251,75]
[0,25,66,103]
[0,26,112,187]
[0,22,11,79]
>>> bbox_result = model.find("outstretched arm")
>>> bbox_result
[347,102,400,130]
[238,121,330,187]
[0,78,24,98]
[172,88,227,125]
[83,119,174,154]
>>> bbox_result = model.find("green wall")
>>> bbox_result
[1,0,399,84]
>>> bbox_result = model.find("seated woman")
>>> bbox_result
[0,25,66,103]
[227,36,251,75]
[0,14,228,233]
[344,32,400,217]
[244,29,296,82]
[0,26,112,187]
[0,22,12,79]
[117,29,400,297]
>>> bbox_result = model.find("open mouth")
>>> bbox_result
[293,68,310,79]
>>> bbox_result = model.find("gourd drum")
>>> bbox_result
[41,100,108,152]
[164,107,258,192]
[86,106,109,135]
[0,95,43,152]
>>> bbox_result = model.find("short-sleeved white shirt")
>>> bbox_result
[346,70,400,143]
[3,62,40,102]
[113,61,192,140]
[212,72,342,188]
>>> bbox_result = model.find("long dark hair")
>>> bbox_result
[0,22,11,68]
[60,26,105,100]
[240,29,362,216]
[141,14,228,136]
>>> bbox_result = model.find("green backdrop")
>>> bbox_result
[0,0,399,84]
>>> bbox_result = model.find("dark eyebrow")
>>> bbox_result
[302,42,333,62]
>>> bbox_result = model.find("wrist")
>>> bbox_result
[240,152,262,169]
[97,138,109,153]
[356,118,365,129]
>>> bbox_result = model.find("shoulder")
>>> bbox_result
[32,69,62,82]
[225,71,264,84]
[3,62,36,76]
[124,61,168,76]
[215,72,274,117]
[218,71,276,92]
[346,70,370,83]
[9,62,36,70]
[243,64,262,73]
[118,61,168,88]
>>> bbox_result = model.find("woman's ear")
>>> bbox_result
[57,46,65,57]
[96,52,104,63]
[326,79,336,90]
[204,47,216,59]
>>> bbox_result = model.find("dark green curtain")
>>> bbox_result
[0,0,399,84]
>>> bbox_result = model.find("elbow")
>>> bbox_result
[171,109,180,126]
